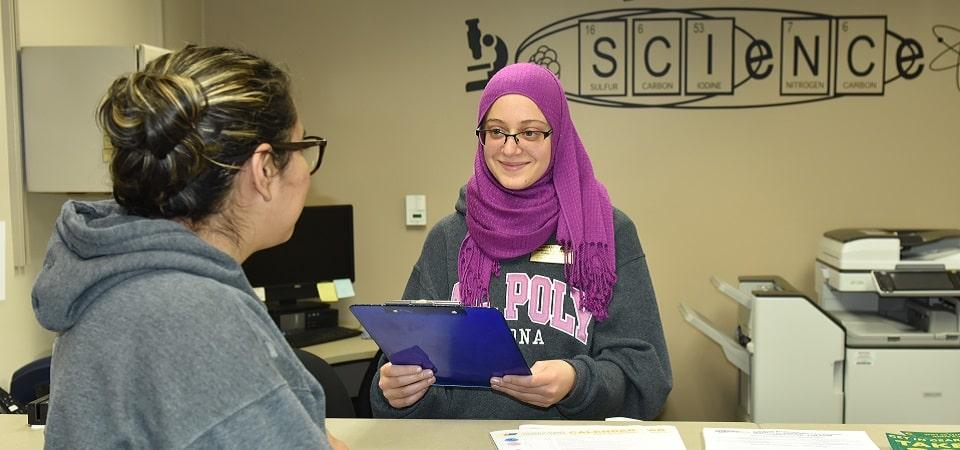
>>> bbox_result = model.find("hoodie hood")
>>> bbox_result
[32,200,252,332]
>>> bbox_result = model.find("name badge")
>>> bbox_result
[530,244,567,264]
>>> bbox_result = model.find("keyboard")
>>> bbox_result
[286,326,362,348]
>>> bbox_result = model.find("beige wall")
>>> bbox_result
[0,0,199,389]
[0,0,50,390]
[18,0,162,46]
[4,0,957,422]
[204,0,960,420]
[163,0,201,50]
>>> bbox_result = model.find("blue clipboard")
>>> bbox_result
[349,303,531,388]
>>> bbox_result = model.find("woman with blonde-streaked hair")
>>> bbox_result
[32,45,346,449]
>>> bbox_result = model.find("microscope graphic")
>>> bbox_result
[465,18,508,92]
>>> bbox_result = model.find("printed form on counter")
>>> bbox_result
[703,427,878,450]
[491,424,686,450]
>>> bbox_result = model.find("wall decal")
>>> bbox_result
[464,8,947,109]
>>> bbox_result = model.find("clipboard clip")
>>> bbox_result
[384,299,463,307]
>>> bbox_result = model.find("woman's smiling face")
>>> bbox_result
[480,94,552,190]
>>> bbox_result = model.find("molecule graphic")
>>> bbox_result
[528,45,561,78]
[931,25,960,91]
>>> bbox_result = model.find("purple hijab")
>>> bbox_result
[457,63,617,321]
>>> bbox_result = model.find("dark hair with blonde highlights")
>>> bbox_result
[97,45,297,221]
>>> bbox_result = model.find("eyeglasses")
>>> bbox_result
[475,127,553,150]
[270,135,327,175]
[201,135,327,174]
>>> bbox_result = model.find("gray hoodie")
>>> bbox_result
[370,189,672,420]
[32,200,332,449]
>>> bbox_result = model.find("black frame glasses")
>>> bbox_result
[475,127,553,149]
[271,135,327,175]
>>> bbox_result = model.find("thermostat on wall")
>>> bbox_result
[405,195,427,226]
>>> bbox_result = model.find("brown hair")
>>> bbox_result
[97,45,297,221]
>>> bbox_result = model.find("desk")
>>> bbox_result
[1,415,43,449]
[3,415,956,449]
[300,335,379,365]
[0,416,753,449]
[326,419,756,450]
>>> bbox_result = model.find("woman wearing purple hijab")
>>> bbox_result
[371,63,672,420]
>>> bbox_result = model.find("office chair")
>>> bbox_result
[354,350,384,418]
[292,349,355,418]
[10,356,52,406]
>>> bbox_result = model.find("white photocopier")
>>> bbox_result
[681,229,960,424]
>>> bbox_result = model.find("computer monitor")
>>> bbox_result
[242,205,354,303]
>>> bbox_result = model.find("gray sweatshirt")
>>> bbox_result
[32,200,332,449]
[371,189,672,420]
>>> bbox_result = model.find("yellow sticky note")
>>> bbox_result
[317,281,338,302]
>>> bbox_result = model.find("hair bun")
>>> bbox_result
[99,71,210,217]
[101,72,206,160]
[98,46,295,221]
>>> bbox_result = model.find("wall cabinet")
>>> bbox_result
[20,45,168,192]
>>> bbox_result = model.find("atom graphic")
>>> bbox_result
[528,45,561,78]
[931,25,960,90]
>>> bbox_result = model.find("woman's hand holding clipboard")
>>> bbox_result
[350,301,531,388]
